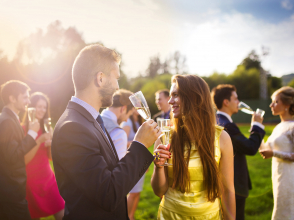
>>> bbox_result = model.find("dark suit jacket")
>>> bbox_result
[216,113,265,197]
[152,110,170,122]
[52,101,154,220]
[0,107,36,218]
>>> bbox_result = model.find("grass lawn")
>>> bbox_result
[42,124,275,220]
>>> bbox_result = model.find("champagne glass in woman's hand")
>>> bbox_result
[129,91,151,120]
[44,118,53,137]
[158,119,172,166]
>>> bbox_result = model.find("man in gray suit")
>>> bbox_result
[0,80,42,219]
[52,44,161,220]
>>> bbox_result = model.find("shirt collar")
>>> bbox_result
[217,110,233,123]
[71,96,99,120]
[101,109,118,125]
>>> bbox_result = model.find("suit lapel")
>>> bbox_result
[67,102,118,160]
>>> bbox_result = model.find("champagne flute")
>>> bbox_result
[238,102,254,115]
[129,91,151,120]
[44,118,52,135]
[256,108,265,117]
[158,119,172,166]
[27,107,36,122]
[238,102,265,117]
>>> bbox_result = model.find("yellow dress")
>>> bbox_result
[157,125,223,220]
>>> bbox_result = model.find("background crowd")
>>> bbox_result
[0,43,293,220]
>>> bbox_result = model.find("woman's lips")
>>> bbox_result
[172,106,179,112]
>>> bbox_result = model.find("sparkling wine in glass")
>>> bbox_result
[158,119,172,166]
[238,102,254,115]
[44,118,52,134]
[27,107,36,122]
[129,91,151,120]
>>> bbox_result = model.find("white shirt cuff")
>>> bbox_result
[27,130,38,140]
[251,122,265,130]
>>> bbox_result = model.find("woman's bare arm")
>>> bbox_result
[219,130,236,220]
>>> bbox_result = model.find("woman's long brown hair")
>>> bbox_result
[170,74,221,202]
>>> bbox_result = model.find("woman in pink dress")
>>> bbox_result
[23,92,64,220]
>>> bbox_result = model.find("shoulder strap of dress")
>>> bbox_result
[215,125,224,139]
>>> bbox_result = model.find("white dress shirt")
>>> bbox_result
[101,109,128,160]
[217,110,265,130]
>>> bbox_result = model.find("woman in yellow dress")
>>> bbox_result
[151,75,235,220]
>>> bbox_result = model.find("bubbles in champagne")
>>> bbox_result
[135,107,151,120]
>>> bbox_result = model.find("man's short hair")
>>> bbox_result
[155,89,170,98]
[111,89,133,112]
[0,80,30,105]
[72,44,121,91]
[211,84,237,110]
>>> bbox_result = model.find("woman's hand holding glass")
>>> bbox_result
[36,133,51,146]
[153,144,171,168]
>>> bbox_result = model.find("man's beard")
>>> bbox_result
[99,85,116,108]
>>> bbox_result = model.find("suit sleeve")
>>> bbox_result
[0,119,36,165]
[53,122,154,212]
[225,123,265,156]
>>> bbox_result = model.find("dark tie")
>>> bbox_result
[96,115,106,133]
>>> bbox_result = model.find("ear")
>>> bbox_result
[94,72,104,87]
[9,95,16,104]
[121,105,127,113]
[223,99,229,107]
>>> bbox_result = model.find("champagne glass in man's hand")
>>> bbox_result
[129,91,151,120]
[130,91,161,148]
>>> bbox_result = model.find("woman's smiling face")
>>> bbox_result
[35,99,47,120]
[168,83,182,118]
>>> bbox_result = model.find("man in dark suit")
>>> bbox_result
[51,44,161,220]
[0,80,41,219]
[211,84,265,220]
[152,89,171,122]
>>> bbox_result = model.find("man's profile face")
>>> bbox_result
[14,90,30,112]
[227,91,239,114]
[155,92,169,111]
[100,62,120,108]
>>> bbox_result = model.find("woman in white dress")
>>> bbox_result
[260,86,294,220]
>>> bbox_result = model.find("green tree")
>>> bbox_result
[242,50,261,70]
[229,65,260,99]
[146,55,161,78]
[288,78,294,88]
[202,72,228,90]
[141,80,166,116]
[268,76,282,96]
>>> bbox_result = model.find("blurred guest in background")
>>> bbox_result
[122,110,144,220]
[23,92,64,220]
[0,80,40,220]
[211,84,265,220]
[152,75,235,220]
[259,86,294,220]
[101,89,134,160]
[153,89,171,122]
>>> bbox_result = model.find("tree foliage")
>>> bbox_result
[0,21,285,122]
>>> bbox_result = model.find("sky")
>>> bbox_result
[0,0,293,78]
